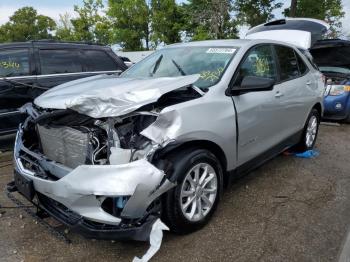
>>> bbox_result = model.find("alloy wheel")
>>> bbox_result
[306,115,318,148]
[180,163,218,222]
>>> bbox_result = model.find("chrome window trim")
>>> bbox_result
[0,110,21,117]
[0,70,122,81]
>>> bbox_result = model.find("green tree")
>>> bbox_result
[0,7,56,42]
[55,13,75,41]
[72,0,111,44]
[184,0,237,41]
[284,0,345,37]
[233,0,283,27]
[150,0,183,46]
[108,0,150,51]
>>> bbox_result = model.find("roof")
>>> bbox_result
[166,39,252,48]
[311,39,350,49]
[0,40,108,49]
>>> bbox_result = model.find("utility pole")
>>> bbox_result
[289,0,297,17]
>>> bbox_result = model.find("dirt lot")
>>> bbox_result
[1,124,350,262]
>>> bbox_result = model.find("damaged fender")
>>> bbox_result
[141,110,182,145]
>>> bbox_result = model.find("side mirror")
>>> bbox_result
[231,76,275,95]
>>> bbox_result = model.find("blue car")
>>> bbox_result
[310,40,350,122]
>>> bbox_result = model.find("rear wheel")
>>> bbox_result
[162,148,223,234]
[296,109,320,152]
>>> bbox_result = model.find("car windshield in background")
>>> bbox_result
[319,66,350,75]
[120,46,238,89]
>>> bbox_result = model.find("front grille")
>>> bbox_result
[37,125,90,169]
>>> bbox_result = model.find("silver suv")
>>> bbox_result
[12,39,324,241]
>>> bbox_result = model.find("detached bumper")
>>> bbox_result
[13,127,175,240]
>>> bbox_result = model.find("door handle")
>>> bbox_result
[306,81,312,86]
[275,91,284,98]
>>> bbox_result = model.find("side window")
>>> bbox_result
[300,49,319,70]
[296,52,308,75]
[236,45,277,86]
[275,45,300,81]
[0,48,30,77]
[82,50,119,72]
[39,49,83,75]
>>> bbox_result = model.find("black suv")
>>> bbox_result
[0,41,127,136]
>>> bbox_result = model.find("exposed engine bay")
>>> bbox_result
[21,85,201,174]
[32,110,157,169]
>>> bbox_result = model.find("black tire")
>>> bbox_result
[162,148,223,234]
[345,113,350,123]
[295,108,320,152]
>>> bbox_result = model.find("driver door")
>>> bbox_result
[231,44,286,166]
[0,47,37,135]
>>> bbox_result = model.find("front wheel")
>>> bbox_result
[296,108,320,152]
[162,148,223,234]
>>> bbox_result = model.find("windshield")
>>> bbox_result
[120,46,238,89]
[319,66,350,74]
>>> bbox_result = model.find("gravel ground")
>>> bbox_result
[1,124,350,262]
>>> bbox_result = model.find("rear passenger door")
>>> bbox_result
[272,44,315,136]
[36,48,85,89]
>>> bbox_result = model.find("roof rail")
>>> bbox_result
[28,39,105,46]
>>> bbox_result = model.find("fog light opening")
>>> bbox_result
[101,196,130,217]
[335,103,342,110]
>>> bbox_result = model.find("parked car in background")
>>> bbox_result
[0,40,127,136]
[245,18,350,122]
[310,39,350,122]
[11,39,324,240]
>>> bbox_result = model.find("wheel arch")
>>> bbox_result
[313,102,323,117]
[155,140,228,175]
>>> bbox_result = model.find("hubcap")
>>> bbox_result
[180,163,218,222]
[305,115,318,148]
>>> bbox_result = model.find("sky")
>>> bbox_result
[0,0,349,37]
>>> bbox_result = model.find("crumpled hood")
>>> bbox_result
[34,74,200,118]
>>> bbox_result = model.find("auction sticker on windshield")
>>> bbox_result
[206,48,236,54]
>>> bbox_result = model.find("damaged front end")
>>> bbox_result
[12,102,183,241]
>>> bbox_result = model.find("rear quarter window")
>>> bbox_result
[296,52,308,75]
[299,49,319,70]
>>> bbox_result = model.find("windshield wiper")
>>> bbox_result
[171,59,187,76]
[150,54,163,76]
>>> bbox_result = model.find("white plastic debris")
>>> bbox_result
[133,219,169,262]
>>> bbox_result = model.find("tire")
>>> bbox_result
[345,113,350,123]
[162,148,223,234]
[295,108,320,152]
